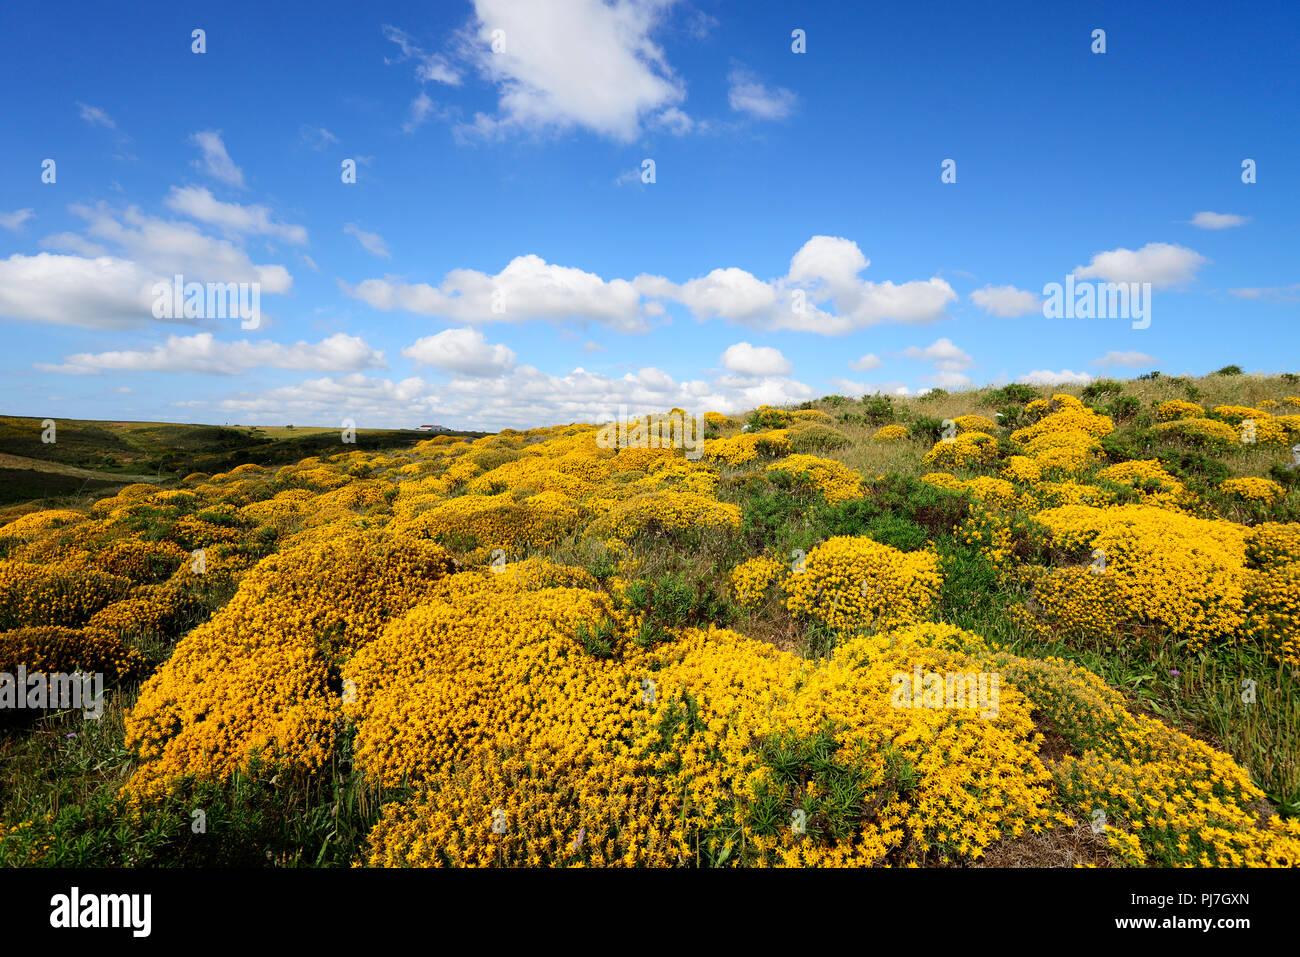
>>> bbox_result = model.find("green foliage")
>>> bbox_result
[1081,378,1124,400]
[985,383,1039,405]
[1102,394,1141,423]
[860,394,895,425]
[910,416,945,444]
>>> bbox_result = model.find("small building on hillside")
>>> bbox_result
[415,424,451,432]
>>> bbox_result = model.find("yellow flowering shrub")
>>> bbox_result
[783,536,942,636]
[123,532,457,798]
[922,432,998,470]
[731,556,786,608]
[1218,477,1286,504]
[0,624,148,678]
[952,414,997,433]
[1000,455,1041,484]
[704,430,792,466]
[1096,459,1191,509]
[765,454,863,504]
[1032,505,1247,650]
[1152,417,1241,447]
[996,653,1300,866]
[0,561,131,629]
[1155,399,1205,421]
[871,424,910,442]
[0,509,86,540]
[596,491,741,540]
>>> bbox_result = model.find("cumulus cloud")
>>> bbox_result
[970,284,1040,317]
[1093,350,1158,368]
[901,338,972,371]
[455,0,686,142]
[648,235,957,334]
[190,130,246,189]
[37,332,385,375]
[0,203,294,328]
[402,327,517,376]
[848,353,882,371]
[343,223,391,259]
[898,338,975,389]
[1190,211,1248,230]
[1073,242,1208,288]
[0,253,156,329]
[347,236,955,336]
[1018,369,1093,386]
[164,187,308,245]
[69,203,292,293]
[720,342,791,376]
[727,68,797,120]
[346,253,646,331]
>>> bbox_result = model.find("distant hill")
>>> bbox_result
[0,416,490,510]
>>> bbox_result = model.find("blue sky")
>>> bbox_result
[1,0,1296,430]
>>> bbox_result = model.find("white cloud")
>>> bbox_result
[37,332,385,375]
[0,253,155,328]
[456,0,686,142]
[71,202,293,293]
[673,268,779,322]
[0,209,34,232]
[190,130,246,189]
[901,337,972,371]
[651,106,695,135]
[347,235,955,336]
[1,203,295,328]
[720,342,791,376]
[1018,369,1093,386]
[1191,211,1248,230]
[77,102,116,129]
[970,284,1039,317]
[1093,350,1158,368]
[780,236,957,331]
[1073,242,1208,288]
[848,353,881,371]
[727,68,797,120]
[343,223,391,259]
[164,186,308,245]
[651,236,956,334]
[347,253,646,331]
[402,327,516,376]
